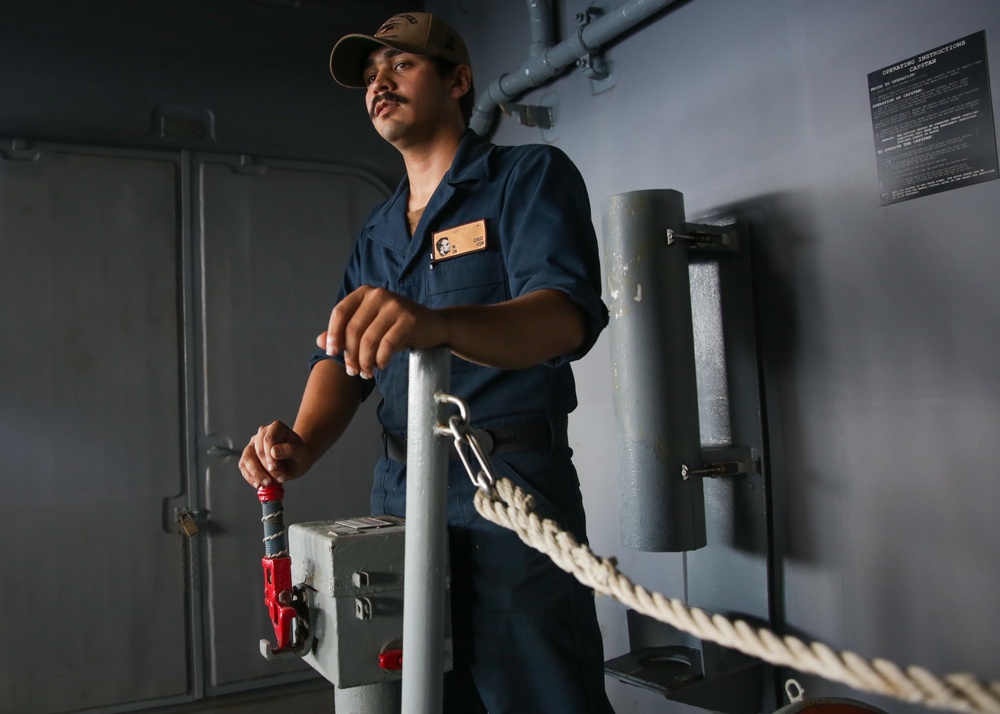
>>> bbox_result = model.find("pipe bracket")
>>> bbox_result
[575,7,612,81]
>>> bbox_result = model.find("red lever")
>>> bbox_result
[379,649,403,671]
[262,555,296,651]
[258,484,296,653]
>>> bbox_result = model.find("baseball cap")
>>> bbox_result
[329,12,471,88]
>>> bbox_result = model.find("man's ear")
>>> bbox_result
[450,64,472,99]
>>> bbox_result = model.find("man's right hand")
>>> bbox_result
[239,420,312,489]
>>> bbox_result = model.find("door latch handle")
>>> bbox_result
[206,445,240,458]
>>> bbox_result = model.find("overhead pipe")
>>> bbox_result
[470,0,678,135]
[526,0,555,57]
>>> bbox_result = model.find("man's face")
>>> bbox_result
[363,47,455,146]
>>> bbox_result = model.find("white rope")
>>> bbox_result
[473,477,1000,714]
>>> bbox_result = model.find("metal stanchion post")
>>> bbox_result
[401,347,451,713]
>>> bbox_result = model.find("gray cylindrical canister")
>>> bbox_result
[603,189,706,552]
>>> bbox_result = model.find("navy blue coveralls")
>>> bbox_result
[313,130,615,713]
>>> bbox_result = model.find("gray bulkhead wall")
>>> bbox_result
[432,1,1000,713]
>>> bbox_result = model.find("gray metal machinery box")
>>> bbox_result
[289,516,452,689]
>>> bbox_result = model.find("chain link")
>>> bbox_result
[435,392,497,492]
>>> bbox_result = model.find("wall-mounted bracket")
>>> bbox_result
[604,189,777,712]
[667,223,740,251]
[575,52,610,81]
[498,101,555,130]
[681,447,758,481]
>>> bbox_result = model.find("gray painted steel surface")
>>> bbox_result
[401,348,452,714]
[603,189,707,552]
[5,1,1000,712]
[690,262,732,447]
[0,145,390,712]
[289,518,407,697]
[0,149,189,711]
[334,682,402,713]
[437,1,1000,711]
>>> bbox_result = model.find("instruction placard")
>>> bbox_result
[868,31,998,206]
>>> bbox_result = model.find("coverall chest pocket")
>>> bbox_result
[423,251,509,309]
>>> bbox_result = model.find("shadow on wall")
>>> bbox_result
[689,191,843,704]
[735,193,812,567]
[689,190,863,667]
[694,191,817,561]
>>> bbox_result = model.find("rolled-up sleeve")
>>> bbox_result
[498,145,609,365]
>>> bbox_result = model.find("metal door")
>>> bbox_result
[0,147,189,712]
[194,155,388,693]
[0,144,390,711]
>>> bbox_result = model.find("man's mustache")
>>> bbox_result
[370,92,407,119]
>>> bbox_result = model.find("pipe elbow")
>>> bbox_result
[470,105,494,136]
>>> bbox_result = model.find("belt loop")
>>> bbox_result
[381,430,389,460]
[550,414,569,449]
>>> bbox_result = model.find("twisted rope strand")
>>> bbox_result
[473,478,1000,714]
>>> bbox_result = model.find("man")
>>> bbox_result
[239,12,614,713]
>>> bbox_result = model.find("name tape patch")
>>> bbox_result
[432,219,487,262]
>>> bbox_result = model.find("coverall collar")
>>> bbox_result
[367,130,495,273]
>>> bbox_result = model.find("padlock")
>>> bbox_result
[176,510,200,537]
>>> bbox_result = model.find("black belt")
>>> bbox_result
[384,416,568,462]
